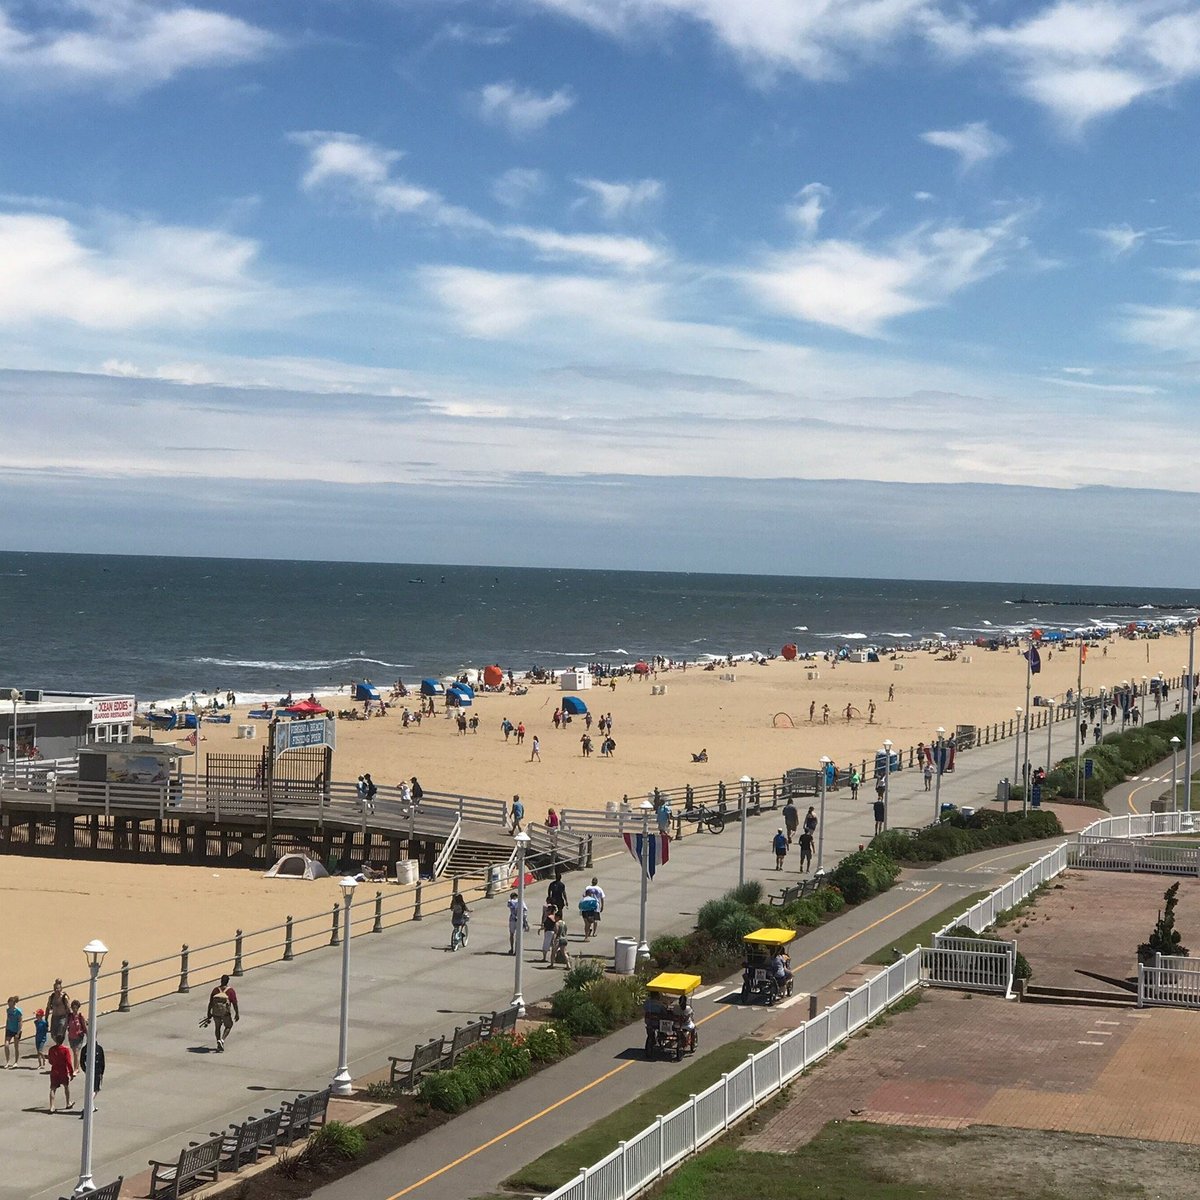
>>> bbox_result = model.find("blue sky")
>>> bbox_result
[3,1,1200,584]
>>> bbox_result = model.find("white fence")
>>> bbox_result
[537,810,1193,1200]
[921,942,1014,996]
[1138,963,1200,1009]
[1071,837,1200,876]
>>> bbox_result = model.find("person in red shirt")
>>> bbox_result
[47,1033,74,1112]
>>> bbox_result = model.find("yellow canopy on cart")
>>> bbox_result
[646,972,702,995]
[742,928,799,947]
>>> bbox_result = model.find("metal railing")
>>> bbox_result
[432,818,463,879]
[1070,837,1200,875]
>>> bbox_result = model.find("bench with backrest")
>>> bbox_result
[482,1006,518,1040]
[443,1019,486,1066]
[769,878,822,907]
[148,1134,222,1199]
[388,1036,446,1090]
[276,1086,332,1148]
[59,1178,122,1200]
[212,1109,283,1172]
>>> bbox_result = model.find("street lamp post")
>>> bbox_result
[74,939,108,1197]
[1171,736,1182,815]
[881,739,893,830]
[636,800,654,959]
[511,832,530,1015]
[331,877,357,1097]
[817,757,830,870]
[738,775,751,888]
[932,726,946,824]
[8,688,18,786]
[1186,623,1196,816]
[1012,708,1022,811]
[1045,700,1055,782]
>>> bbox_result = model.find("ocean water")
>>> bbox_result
[0,552,1197,704]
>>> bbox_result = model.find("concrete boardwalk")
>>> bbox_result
[1,725,1102,1200]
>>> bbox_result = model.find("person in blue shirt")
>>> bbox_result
[33,1008,49,1071]
[772,828,789,870]
[4,996,22,1068]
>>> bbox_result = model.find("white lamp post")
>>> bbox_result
[636,800,654,959]
[881,739,893,830]
[1045,700,1055,787]
[738,775,751,887]
[1012,708,1022,809]
[1171,736,1182,815]
[331,877,357,1096]
[817,758,830,870]
[8,688,18,785]
[74,939,108,1197]
[1186,623,1196,816]
[932,727,946,824]
[511,832,530,1015]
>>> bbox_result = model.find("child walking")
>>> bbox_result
[48,1033,74,1112]
[34,1008,49,1071]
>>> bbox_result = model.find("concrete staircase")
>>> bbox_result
[1019,981,1137,1009]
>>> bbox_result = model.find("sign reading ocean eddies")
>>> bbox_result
[274,716,336,758]
[91,696,135,724]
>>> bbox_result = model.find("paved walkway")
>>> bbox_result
[0,723,1139,1199]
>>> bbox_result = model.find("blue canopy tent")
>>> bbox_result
[562,695,588,716]
[420,678,445,696]
[447,683,473,707]
[353,682,381,701]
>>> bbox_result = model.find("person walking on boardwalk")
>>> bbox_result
[4,995,22,1068]
[45,979,70,1046]
[539,900,557,962]
[772,828,789,870]
[850,768,860,801]
[203,975,239,1052]
[923,761,934,792]
[547,869,568,918]
[79,1041,105,1111]
[47,1033,74,1112]
[803,806,818,838]
[510,794,525,834]
[507,891,528,954]
[66,1000,87,1072]
[798,829,814,873]
[782,798,798,843]
[873,797,886,836]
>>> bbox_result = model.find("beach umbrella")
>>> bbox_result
[781,643,798,660]
[284,700,328,714]
[1032,629,1043,640]
[483,664,504,687]
[634,661,650,674]
[562,695,588,716]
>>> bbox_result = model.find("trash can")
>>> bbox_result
[486,863,503,896]
[614,936,638,975]
[940,802,957,815]
[960,806,975,820]
[396,859,418,885]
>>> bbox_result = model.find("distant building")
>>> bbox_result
[0,688,136,770]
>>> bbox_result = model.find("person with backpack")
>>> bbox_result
[203,975,239,1052]
[772,828,789,871]
[579,877,605,939]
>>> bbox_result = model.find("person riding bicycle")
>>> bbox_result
[449,893,471,949]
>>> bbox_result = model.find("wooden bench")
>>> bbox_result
[388,1037,445,1089]
[482,1006,518,1040]
[769,878,822,906]
[212,1109,282,1172]
[442,1019,486,1066]
[59,1178,122,1200]
[148,1134,222,1199]
[277,1086,332,1147]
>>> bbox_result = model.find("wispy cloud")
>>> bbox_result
[293,131,664,270]
[475,80,575,134]
[1120,305,1200,352]
[574,177,663,221]
[492,167,547,209]
[0,0,276,93]
[920,121,1009,171]
[1088,223,1152,257]
[743,217,1023,337]
[786,183,831,238]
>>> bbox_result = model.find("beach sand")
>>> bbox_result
[3,629,1188,1002]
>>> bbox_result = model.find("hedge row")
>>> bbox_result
[872,809,1063,865]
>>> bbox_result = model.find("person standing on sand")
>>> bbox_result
[809,701,816,723]
[888,684,895,701]
[530,735,541,762]
[516,722,526,745]
[822,704,830,724]
[868,699,876,724]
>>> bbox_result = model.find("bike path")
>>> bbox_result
[14,722,1058,1200]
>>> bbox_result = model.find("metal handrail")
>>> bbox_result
[431,817,463,878]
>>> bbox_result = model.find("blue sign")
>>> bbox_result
[1084,758,1094,780]
[275,717,335,758]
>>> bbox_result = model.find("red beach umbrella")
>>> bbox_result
[483,664,504,687]
[634,661,650,675]
[782,643,798,661]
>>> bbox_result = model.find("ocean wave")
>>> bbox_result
[880,632,914,639]
[818,632,868,640]
[792,626,808,632]
[193,656,410,672]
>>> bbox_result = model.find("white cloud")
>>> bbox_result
[920,121,1009,171]
[1088,223,1150,256]
[574,177,663,220]
[1120,305,1200,352]
[785,182,830,238]
[524,0,930,80]
[475,80,575,134]
[743,218,1020,337]
[492,167,547,209]
[293,132,664,270]
[0,0,276,92]
[0,211,274,329]
[913,191,936,202]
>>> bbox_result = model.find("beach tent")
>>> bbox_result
[451,682,475,699]
[781,643,798,661]
[421,678,445,696]
[352,682,380,702]
[562,695,588,716]
[264,853,329,881]
[285,699,328,714]
[447,684,473,707]
[483,664,504,687]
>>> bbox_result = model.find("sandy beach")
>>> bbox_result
[2,628,1190,1003]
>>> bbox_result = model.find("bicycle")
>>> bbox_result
[680,804,725,834]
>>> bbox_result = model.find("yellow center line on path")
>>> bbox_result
[1127,774,1165,815]
[383,884,940,1199]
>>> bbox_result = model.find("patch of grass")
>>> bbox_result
[503,1038,762,1194]
[994,881,1050,927]
[864,892,990,964]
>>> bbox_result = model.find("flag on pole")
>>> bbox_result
[1023,646,1041,675]
[185,730,199,747]
[623,832,670,877]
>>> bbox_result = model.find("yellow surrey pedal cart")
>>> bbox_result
[642,972,701,1061]
[740,927,797,1006]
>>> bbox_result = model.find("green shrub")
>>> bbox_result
[526,1022,572,1063]
[727,880,764,906]
[584,976,646,1028]
[562,959,605,991]
[418,1070,473,1113]
[301,1121,366,1164]
[550,988,610,1036]
[649,934,687,967]
[819,886,845,913]
[711,908,762,945]
[696,897,743,935]
[831,847,901,903]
